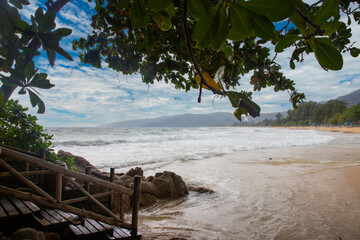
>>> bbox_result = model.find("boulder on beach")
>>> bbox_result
[152,171,189,198]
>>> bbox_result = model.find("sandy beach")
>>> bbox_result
[140,130,360,239]
[285,126,360,134]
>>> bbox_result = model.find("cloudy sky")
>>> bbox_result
[10,0,360,127]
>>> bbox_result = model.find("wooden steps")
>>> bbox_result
[0,196,141,239]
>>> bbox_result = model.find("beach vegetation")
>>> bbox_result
[0,99,58,161]
[0,99,79,170]
[0,0,360,121]
[250,100,360,126]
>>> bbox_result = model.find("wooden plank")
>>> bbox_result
[0,170,52,177]
[32,213,51,227]
[61,191,112,205]
[45,209,67,223]
[69,224,84,236]
[53,209,81,225]
[8,197,32,215]
[0,204,7,219]
[40,210,59,225]
[0,185,131,229]
[0,197,18,217]
[22,200,40,213]
[86,218,106,232]
[77,224,91,236]
[83,218,98,234]
[113,226,131,238]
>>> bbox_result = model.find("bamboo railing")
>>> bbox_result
[0,145,141,238]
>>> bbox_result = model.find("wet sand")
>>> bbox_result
[140,131,360,240]
[285,126,360,134]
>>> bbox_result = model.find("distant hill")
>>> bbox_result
[335,88,360,107]
[100,88,360,127]
[100,112,239,128]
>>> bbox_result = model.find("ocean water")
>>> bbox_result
[48,127,360,239]
[49,127,334,172]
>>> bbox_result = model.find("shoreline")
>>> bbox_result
[279,126,360,134]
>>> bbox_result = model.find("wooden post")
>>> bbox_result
[38,148,46,187]
[120,193,125,222]
[55,173,62,202]
[108,168,115,209]
[84,166,92,193]
[131,176,141,239]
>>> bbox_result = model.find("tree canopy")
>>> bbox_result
[1,0,360,120]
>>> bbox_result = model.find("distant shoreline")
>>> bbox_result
[281,126,360,134]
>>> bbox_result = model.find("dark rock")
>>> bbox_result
[152,171,188,198]
[188,184,215,194]
[140,193,157,207]
[144,176,154,182]
[126,167,144,177]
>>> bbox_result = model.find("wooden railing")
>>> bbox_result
[0,145,141,238]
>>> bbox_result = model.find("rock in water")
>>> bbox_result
[152,171,189,198]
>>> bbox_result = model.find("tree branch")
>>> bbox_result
[296,8,325,37]
[182,0,204,103]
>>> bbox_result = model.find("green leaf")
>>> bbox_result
[211,3,228,49]
[151,12,172,31]
[350,48,360,57]
[34,7,44,26]
[240,0,296,22]
[148,0,171,12]
[227,91,261,118]
[130,0,150,28]
[187,0,206,20]
[290,60,295,69]
[28,89,45,114]
[45,48,56,67]
[24,61,36,81]
[321,20,342,35]
[311,38,343,70]
[53,28,72,37]
[41,12,56,32]
[40,32,60,50]
[0,91,5,107]
[234,107,247,120]
[193,2,228,49]
[56,47,73,61]
[313,0,339,25]
[9,0,23,9]
[166,1,175,17]
[252,14,277,41]
[275,34,300,53]
[289,11,307,34]
[228,3,254,41]
[28,73,54,89]
[222,45,233,58]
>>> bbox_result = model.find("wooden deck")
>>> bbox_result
[0,145,142,239]
[0,195,141,239]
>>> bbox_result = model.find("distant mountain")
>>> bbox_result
[100,88,360,127]
[100,112,239,128]
[335,88,360,107]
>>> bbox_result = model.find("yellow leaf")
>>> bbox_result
[195,72,221,91]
